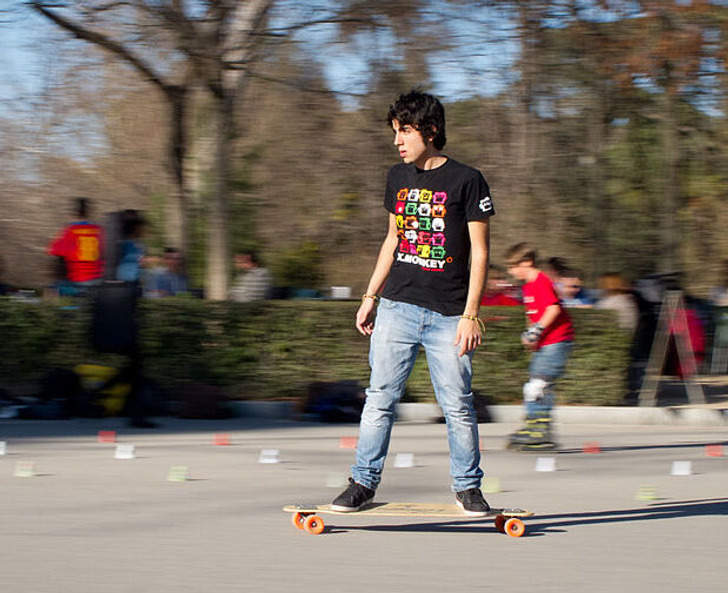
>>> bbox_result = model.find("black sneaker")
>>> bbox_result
[331,478,375,512]
[455,488,491,517]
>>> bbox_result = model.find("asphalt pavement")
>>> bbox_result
[1,416,726,593]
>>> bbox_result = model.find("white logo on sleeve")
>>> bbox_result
[479,196,493,213]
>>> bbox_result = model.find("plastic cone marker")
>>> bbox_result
[535,457,556,472]
[259,450,280,464]
[214,433,231,446]
[636,485,658,501]
[339,437,357,450]
[483,477,501,493]
[114,444,135,459]
[583,442,601,454]
[98,431,116,444]
[167,466,190,482]
[670,461,692,476]
[706,444,723,457]
[14,461,35,478]
[394,453,415,468]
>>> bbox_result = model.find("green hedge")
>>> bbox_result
[0,298,631,405]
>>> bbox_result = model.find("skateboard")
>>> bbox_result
[283,502,534,537]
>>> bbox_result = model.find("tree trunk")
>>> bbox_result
[165,84,189,259]
[205,93,233,300]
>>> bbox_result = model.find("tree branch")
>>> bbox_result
[29,1,169,93]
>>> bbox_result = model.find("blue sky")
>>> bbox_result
[0,7,49,109]
[0,2,519,113]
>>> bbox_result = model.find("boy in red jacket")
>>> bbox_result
[505,243,574,450]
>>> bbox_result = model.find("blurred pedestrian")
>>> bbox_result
[595,273,639,334]
[47,197,104,296]
[505,242,574,451]
[480,266,521,306]
[228,250,272,302]
[559,267,594,308]
[116,210,147,283]
[331,90,494,516]
[145,247,189,297]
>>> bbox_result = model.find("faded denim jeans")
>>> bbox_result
[351,299,484,492]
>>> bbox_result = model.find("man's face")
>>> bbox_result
[392,119,430,166]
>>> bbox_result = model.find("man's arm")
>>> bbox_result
[454,219,490,356]
[356,213,399,336]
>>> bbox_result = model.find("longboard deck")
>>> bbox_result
[283,502,533,519]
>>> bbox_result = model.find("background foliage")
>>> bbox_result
[3,2,728,299]
[0,298,631,406]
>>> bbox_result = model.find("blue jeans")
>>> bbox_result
[351,299,483,492]
[525,341,574,416]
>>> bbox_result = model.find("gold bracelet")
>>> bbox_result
[362,293,379,302]
[460,314,486,333]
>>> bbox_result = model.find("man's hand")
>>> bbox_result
[454,317,483,357]
[355,298,377,336]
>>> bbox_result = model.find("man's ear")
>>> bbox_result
[425,126,438,145]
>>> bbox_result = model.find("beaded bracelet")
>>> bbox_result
[362,293,379,302]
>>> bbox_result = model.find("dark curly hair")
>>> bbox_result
[386,90,447,150]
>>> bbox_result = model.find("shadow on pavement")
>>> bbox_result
[318,498,728,537]
[559,442,728,455]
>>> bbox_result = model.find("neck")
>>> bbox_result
[414,149,446,170]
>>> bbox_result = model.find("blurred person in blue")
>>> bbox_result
[505,243,574,451]
[228,250,272,302]
[116,209,147,283]
[559,267,594,308]
[145,247,189,297]
[331,90,494,516]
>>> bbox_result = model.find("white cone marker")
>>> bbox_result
[114,444,136,459]
[670,461,692,476]
[535,457,556,472]
[393,453,415,468]
[259,449,280,464]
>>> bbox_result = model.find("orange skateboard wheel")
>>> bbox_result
[292,512,307,530]
[494,514,507,533]
[304,514,325,535]
[504,517,525,538]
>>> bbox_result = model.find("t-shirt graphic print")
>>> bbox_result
[382,158,495,316]
[394,187,449,271]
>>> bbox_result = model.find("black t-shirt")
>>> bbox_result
[381,158,495,316]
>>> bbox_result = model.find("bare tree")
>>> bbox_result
[30,1,273,299]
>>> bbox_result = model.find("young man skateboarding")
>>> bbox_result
[332,90,495,516]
